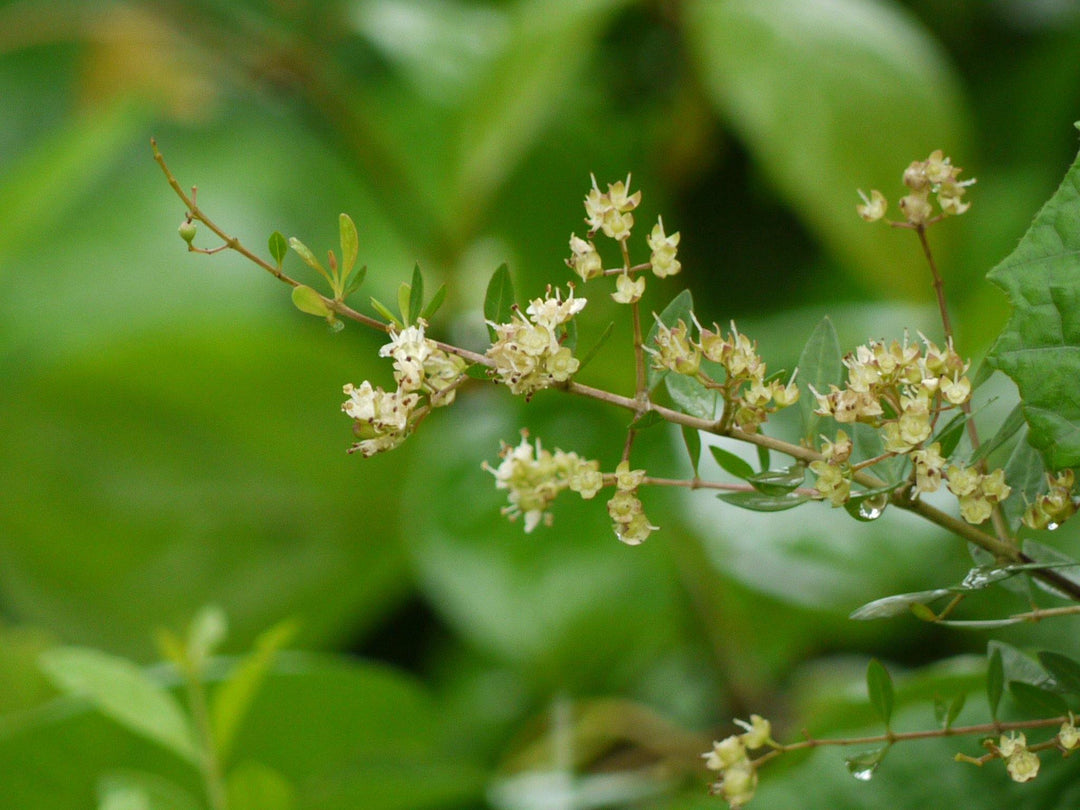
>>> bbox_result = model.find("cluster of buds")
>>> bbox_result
[379,321,468,405]
[485,286,585,399]
[702,715,773,808]
[807,334,1017,523]
[341,382,420,458]
[857,149,975,225]
[994,732,1041,783]
[342,320,467,456]
[1022,470,1078,530]
[606,460,656,545]
[945,463,1011,524]
[483,433,603,532]
[566,176,681,304]
[809,430,853,507]
[647,317,798,434]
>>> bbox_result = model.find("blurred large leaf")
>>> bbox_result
[683,0,968,297]
[404,400,689,692]
[0,324,409,656]
[986,143,1080,469]
[0,655,485,810]
[39,647,198,763]
[453,0,633,232]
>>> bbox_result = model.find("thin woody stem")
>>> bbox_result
[153,139,1080,602]
[751,714,1070,770]
[915,224,1010,543]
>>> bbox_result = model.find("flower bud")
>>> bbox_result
[178,219,198,244]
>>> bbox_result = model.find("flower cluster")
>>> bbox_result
[996,732,1040,783]
[485,286,585,400]
[647,317,798,434]
[342,382,419,457]
[342,320,467,456]
[483,433,602,532]
[565,175,681,304]
[379,321,468,405]
[607,460,656,545]
[809,430,853,507]
[807,334,1012,523]
[857,149,975,225]
[702,715,773,808]
[945,463,1011,525]
[1022,470,1078,530]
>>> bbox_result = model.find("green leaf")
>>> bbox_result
[747,465,806,495]
[226,761,295,810]
[464,362,490,381]
[453,0,630,229]
[408,264,425,326]
[1001,435,1047,533]
[795,317,842,442]
[866,658,894,728]
[338,214,359,281]
[987,646,1004,720]
[1022,539,1080,600]
[397,282,412,326]
[849,589,951,620]
[709,445,755,481]
[685,0,966,299]
[97,772,201,810]
[268,232,288,267]
[344,265,368,298]
[1038,651,1080,697]
[1009,680,1070,718]
[645,290,694,391]
[681,427,702,476]
[628,409,664,431]
[39,647,198,763]
[576,321,615,373]
[287,238,328,281]
[419,283,448,322]
[909,602,938,622]
[369,296,402,328]
[664,372,719,419]
[186,605,227,672]
[290,285,332,319]
[986,144,1080,469]
[717,490,809,512]
[212,619,299,762]
[969,403,1026,467]
[484,263,515,330]
[756,444,770,472]
[932,410,970,459]
[945,692,966,729]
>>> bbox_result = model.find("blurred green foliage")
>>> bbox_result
[3,0,1080,807]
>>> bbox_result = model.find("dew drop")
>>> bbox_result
[856,493,889,521]
[849,764,877,782]
[1047,521,1060,531]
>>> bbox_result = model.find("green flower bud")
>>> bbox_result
[178,219,198,244]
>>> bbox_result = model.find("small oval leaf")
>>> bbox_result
[987,646,1004,720]
[39,647,198,763]
[484,263,515,328]
[709,445,755,481]
[268,231,288,267]
[849,589,951,620]
[716,490,809,512]
[291,285,331,318]
[1009,680,1070,718]
[866,658,894,728]
[339,213,359,279]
